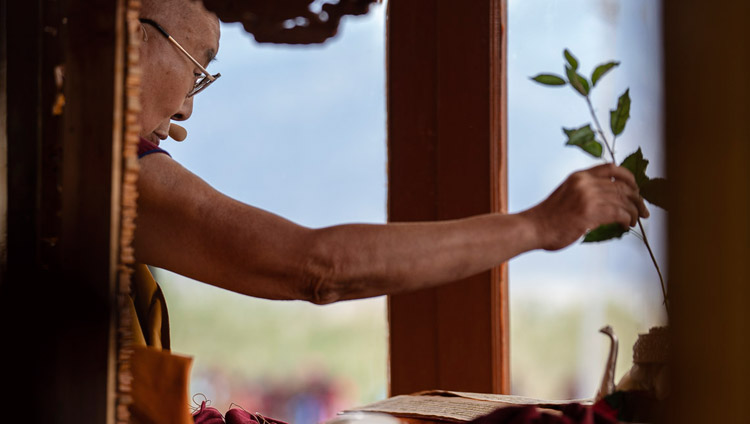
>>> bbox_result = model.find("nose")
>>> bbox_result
[172,95,194,121]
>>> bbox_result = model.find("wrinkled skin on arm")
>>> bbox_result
[134,156,647,305]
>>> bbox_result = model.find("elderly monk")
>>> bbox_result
[129,0,648,421]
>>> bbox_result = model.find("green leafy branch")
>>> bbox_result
[531,49,669,315]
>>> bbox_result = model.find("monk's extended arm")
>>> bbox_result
[134,155,646,304]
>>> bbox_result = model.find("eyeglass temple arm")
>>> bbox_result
[138,18,217,82]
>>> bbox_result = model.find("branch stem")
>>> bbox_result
[581,87,668,318]
[638,218,669,316]
[611,135,618,158]
[585,96,616,163]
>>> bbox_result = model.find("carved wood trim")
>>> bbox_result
[201,0,380,44]
[115,1,143,422]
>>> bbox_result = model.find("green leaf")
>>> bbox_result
[583,223,628,243]
[610,89,631,136]
[565,66,590,96]
[641,177,669,210]
[564,49,579,70]
[563,124,603,158]
[530,74,567,86]
[591,61,620,86]
[620,148,650,188]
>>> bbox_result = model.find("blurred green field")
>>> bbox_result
[155,267,388,420]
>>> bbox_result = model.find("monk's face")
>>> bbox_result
[138,2,220,145]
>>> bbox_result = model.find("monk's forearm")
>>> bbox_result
[303,212,541,303]
[134,155,546,304]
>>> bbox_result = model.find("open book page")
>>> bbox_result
[413,390,593,407]
[345,391,588,423]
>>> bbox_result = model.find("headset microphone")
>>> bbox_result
[169,123,187,142]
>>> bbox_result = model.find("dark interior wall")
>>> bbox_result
[4,0,42,279]
[0,0,120,422]
[0,0,7,278]
[1,0,54,419]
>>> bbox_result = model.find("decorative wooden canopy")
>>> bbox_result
[201,0,380,44]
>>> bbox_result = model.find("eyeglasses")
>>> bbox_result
[139,18,221,97]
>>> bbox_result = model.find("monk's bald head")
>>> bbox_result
[141,0,214,26]
[141,0,220,65]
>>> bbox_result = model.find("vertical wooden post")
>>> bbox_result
[57,0,126,422]
[665,0,750,422]
[0,0,126,422]
[2,0,53,419]
[387,0,509,395]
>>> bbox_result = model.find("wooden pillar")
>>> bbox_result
[56,0,127,421]
[665,0,750,422]
[387,0,509,395]
[0,0,126,421]
[1,0,59,419]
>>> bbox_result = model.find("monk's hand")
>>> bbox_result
[521,163,650,251]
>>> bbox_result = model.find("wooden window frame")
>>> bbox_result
[2,0,750,421]
[0,0,131,421]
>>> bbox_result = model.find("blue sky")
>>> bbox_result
[168,8,387,228]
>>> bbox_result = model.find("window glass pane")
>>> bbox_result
[152,6,387,422]
[508,0,667,399]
